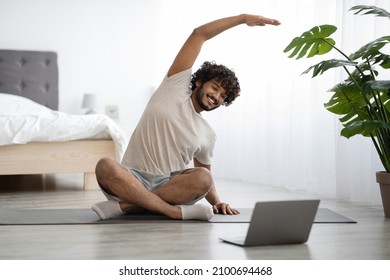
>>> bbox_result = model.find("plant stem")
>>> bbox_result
[371,134,390,172]
[343,66,376,117]
[323,38,365,76]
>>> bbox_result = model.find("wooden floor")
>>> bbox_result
[0,173,389,260]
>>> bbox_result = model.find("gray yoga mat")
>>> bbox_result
[0,207,356,225]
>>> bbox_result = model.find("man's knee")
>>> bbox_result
[189,167,213,193]
[95,157,118,182]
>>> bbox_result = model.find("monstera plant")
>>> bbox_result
[284,5,390,218]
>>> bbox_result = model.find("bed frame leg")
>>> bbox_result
[84,172,99,190]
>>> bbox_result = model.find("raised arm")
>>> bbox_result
[167,14,280,77]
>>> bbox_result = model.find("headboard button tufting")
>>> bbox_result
[44,83,50,92]
[18,58,27,67]
[44,58,51,66]
[0,50,58,110]
[17,81,27,92]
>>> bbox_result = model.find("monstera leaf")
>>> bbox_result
[349,6,390,69]
[350,5,390,18]
[349,36,390,67]
[362,80,390,116]
[362,80,390,93]
[325,82,367,116]
[283,25,337,59]
[341,120,390,138]
[302,59,357,77]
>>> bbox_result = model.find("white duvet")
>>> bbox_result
[0,93,128,160]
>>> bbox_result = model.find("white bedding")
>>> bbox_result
[0,93,127,160]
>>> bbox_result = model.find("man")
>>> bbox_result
[92,14,280,220]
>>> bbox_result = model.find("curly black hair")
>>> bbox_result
[190,61,240,106]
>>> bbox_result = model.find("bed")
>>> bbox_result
[0,49,127,190]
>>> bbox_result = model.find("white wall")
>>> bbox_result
[0,0,158,135]
[0,0,287,136]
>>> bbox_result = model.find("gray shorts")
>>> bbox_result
[101,168,205,205]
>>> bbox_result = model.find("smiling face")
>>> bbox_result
[191,78,228,113]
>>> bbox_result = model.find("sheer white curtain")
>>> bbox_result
[199,0,390,206]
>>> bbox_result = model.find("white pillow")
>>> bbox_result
[0,93,51,116]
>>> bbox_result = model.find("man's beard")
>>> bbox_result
[194,85,219,112]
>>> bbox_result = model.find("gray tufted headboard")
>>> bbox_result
[0,49,58,110]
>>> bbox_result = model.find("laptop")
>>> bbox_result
[219,199,320,247]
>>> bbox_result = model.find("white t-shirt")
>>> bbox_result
[121,68,217,175]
